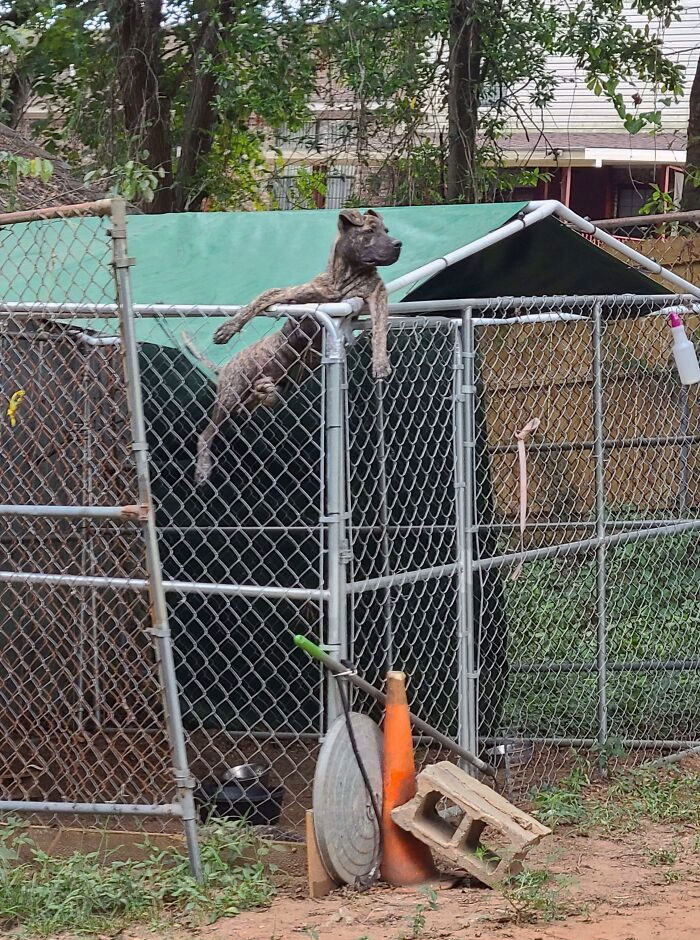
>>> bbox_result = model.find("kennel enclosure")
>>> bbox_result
[1,200,700,868]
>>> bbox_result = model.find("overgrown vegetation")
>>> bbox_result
[0,0,692,210]
[0,150,52,210]
[532,761,700,833]
[0,818,273,937]
[503,527,700,741]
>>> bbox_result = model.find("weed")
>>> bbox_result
[403,885,438,938]
[648,847,677,866]
[533,764,700,835]
[532,762,591,827]
[607,769,700,827]
[0,816,273,936]
[501,867,569,923]
[663,869,683,884]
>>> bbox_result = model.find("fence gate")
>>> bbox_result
[0,200,201,877]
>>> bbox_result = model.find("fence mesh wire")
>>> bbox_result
[2,205,700,841]
[0,205,177,826]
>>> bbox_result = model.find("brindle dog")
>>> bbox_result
[194,208,401,484]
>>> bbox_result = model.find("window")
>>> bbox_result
[275,119,358,152]
[325,165,356,209]
[615,183,653,218]
[317,119,358,150]
[274,122,316,149]
[479,82,506,108]
[270,164,356,211]
[271,167,299,210]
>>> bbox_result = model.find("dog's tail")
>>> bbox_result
[181,331,221,375]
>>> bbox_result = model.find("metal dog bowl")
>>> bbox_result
[195,762,283,826]
[222,762,269,785]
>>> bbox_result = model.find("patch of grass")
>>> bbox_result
[502,529,700,740]
[606,768,700,825]
[648,847,677,866]
[501,867,570,924]
[0,817,273,937]
[531,763,590,828]
[532,764,700,833]
[662,869,683,884]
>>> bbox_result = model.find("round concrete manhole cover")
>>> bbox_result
[312,712,383,885]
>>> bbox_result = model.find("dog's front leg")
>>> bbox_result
[367,283,391,380]
[213,280,335,345]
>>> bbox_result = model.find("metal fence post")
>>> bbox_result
[457,308,478,764]
[374,381,394,672]
[324,320,349,726]
[592,301,609,768]
[110,198,203,881]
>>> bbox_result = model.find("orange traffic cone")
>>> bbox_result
[381,671,437,886]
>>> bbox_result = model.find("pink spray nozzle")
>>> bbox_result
[669,311,683,328]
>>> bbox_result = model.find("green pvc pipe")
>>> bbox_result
[294,634,496,778]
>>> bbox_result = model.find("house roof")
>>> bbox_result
[498,130,687,165]
[0,123,102,212]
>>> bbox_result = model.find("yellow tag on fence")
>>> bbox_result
[7,389,26,428]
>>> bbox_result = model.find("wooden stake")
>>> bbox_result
[305,810,338,898]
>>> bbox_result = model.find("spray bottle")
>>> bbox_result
[668,309,700,386]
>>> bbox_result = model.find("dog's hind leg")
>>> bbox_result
[195,401,228,485]
[368,283,391,379]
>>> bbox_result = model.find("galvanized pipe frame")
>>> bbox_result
[0,291,693,319]
[344,518,700,595]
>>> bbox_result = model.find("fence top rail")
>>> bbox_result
[592,209,700,229]
[0,294,694,321]
[0,199,114,226]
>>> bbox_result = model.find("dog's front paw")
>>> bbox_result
[213,323,234,345]
[213,313,245,345]
[372,359,391,381]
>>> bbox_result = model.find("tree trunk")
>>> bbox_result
[173,0,237,211]
[446,0,482,203]
[110,0,174,213]
[681,55,700,211]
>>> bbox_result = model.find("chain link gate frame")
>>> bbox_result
[0,199,201,879]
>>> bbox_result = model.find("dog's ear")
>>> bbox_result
[338,209,364,231]
[365,208,384,222]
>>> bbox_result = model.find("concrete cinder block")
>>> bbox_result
[391,761,551,887]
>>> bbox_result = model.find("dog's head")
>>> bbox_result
[336,208,402,267]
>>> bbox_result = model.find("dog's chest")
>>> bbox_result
[335,269,381,300]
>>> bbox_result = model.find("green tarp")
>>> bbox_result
[0,203,525,366]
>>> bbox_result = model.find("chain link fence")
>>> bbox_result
[471,294,700,798]
[592,210,700,290]
[0,201,201,876]
[2,202,700,853]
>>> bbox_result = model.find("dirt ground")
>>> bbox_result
[219,820,700,940]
